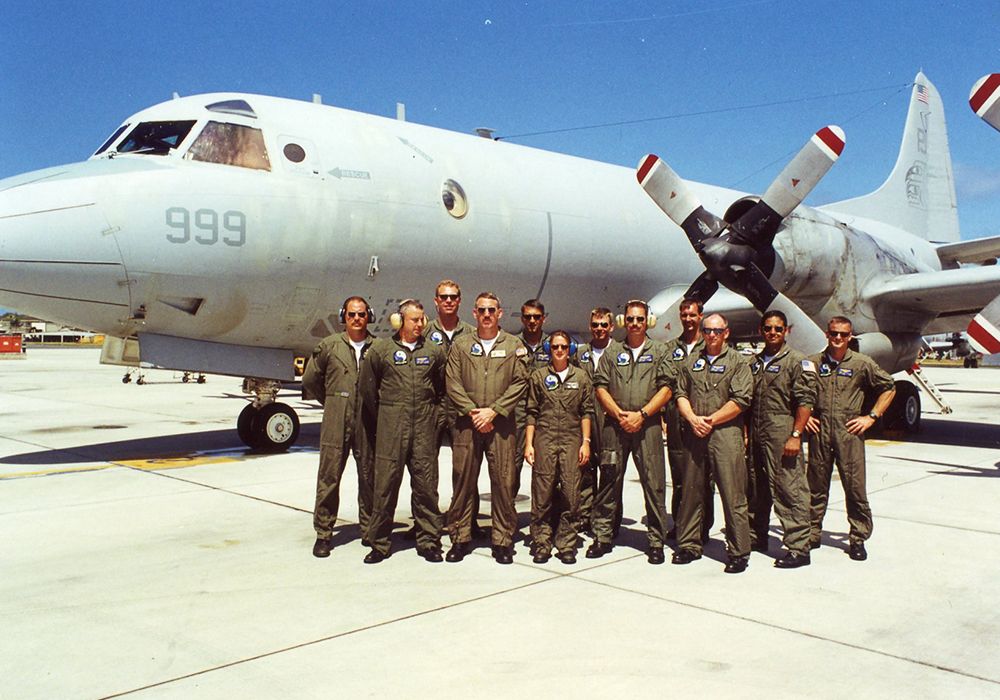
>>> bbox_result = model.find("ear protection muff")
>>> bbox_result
[389,299,428,330]
[543,337,578,356]
[616,300,656,329]
[339,297,375,324]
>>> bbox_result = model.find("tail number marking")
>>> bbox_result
[166,207,246,247]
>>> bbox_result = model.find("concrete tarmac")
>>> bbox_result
[2,348,999,699]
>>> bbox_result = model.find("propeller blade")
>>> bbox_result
[968,294,1000,354]
[683,270,720,305]
[728,125,845,248]
[970,74,1000,133]
[744,262,828,354]
[637,154,725,247]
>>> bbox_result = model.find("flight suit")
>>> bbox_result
[576,340,622,528]
[514,332,551,497]
[424,318,476,438]
[360,334,446,556]
[525,363,595,554]
[807,349,894,545]
[663,335,714,537]
[747,345,817,555]
[591,338,672,549]
[303,331,375,539]
[446,331,529,548]
[674,345,753,558]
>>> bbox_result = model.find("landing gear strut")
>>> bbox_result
[238,378,300,452]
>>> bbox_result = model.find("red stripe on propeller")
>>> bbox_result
[970,74,1000,113]
[969,318,1000,354]
[816,126,845,156]
[637,154,659,184]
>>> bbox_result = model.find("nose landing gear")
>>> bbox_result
[238,378,300,452]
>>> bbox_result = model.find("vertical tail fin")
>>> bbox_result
[821,72,960,243]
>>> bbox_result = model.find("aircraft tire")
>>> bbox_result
[237,404,261,448]
[252,402,300,453]
[887,381,921,433]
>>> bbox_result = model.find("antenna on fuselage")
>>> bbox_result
[172,92,180,100]
[396,103,406,121]
[313,94,322,104]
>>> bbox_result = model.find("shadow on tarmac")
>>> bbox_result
[0,423,322,466]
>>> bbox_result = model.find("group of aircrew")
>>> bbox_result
[303,282,895,573]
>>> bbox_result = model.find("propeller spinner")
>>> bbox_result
[637,126,845,354]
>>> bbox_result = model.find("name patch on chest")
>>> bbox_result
[766,364,781,373]
[709,364,726,374]
[490,349,507,358]
[415,356,431,365]
[837,368,854,377]
[637,354,654,364]
[565,381,579,389]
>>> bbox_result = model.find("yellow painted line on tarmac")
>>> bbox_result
[1,454,240,480]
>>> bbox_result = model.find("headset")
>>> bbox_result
[615,299,657,329]
[389,298,428,330]
[339,296,375,324]
[542,332,578,356]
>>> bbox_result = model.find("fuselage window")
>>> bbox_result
[116,121,196,155]
[187,121,271,171]
[442,179,468,219]
[283,143,306,163]
[94,123,130,156]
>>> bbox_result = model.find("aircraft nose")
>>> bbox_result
[0,171,131,333]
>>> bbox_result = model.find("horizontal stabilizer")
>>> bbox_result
[865,265,1000,315]
[936,235,1000,265]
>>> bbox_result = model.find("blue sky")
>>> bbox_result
[2,1,998,238]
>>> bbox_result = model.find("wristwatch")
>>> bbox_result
[791,429,801,438]
[868,411,879,420]
[640,409,649,419]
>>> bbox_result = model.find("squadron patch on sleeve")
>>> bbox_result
[515,347,528,357]
[802,359,817,373]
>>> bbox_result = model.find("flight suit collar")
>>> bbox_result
[672,334,704,355]
[823,347,852,366]
[698,343,732,364]
[624,335,654,356]
[391,332,425,351]
[756,343,791,365]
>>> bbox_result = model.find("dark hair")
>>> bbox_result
[679,297,704,313]
[827,315,853,330]
[521,298,545,315]
[761,310,788,326]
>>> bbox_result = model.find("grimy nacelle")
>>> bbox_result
[3,73,999,448]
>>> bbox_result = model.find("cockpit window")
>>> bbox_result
[205,99,257,119]
[94,123,130,156]
[186,121,271,171]
[116,121,196,155]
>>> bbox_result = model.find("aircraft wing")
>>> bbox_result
[936,235,1000,265]
[865,265,1000,317]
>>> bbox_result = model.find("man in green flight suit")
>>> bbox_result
[524,330,594,564]
[806,316,895,561]
[514,299,551,501]
[662,297,714,542]
[589,300,672,565]
[673,313,753,574]
[575,307,620,533]
[360,299,446,564]
[445,292,530,565]
[303,296,376,558]
[747,310,817,568]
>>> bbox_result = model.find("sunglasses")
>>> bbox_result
[762,325,785,332]
[590,321,610,329]
[550,343,569,350]
[476,306,499,315]
[436,293,459,301]
[625,315,646,323]
[345,311,368,319]
[702,328,727,335]
[827,330,851,338]
[522,313,543,320]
